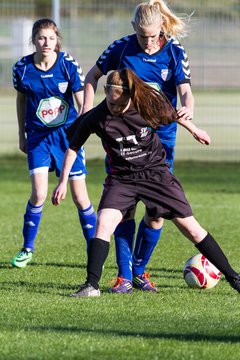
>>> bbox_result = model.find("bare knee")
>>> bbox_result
[70,179,90,209]
[30,191,47,206]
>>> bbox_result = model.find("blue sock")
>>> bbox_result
[114,219,136,281]
[132,219,162,276]
[23,200,43,252]
[78,204,97,254]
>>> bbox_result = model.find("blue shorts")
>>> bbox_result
[26,127,87,179]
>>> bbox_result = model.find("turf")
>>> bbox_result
[0,156,240,360]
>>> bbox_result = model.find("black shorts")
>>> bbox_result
[98,167,193,220]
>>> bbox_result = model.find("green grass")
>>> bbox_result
[1,156,240,360]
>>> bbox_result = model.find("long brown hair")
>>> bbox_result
[106,68,177,128]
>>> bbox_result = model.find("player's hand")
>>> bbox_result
[192,128,211,145]
[51,183,67,206]
[177,106,193,121]
[19,137,27,154]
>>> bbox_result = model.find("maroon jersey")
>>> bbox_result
[68,100,167,174]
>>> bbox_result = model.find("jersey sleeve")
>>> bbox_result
[63,52,85,93]
[96,36,130,74]
[12,57,27,93]
[68,102,106,151]
[171,40,191,86]
[67,106,101,151]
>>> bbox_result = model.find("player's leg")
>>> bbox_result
[172,216,240,293]
[110,207,136,293]
[55,130,97,254]
[132,215,163,292]
[12,170,48,268]
[132,143,174,291]
[71,208,123,297]
[70,177,96,254]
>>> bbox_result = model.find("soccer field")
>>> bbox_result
[1,89,240,161]
[0,157,240,360]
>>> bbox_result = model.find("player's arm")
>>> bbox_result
[83,65,103,113]
[177,117,211,145]
[16,91,27,154]
[51,148,78,206]
[177,83,194,121]
[73,90,84,116]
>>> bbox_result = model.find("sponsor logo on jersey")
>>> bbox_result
[143,57,157,63]
[58,82,68,93]
[161,69,172,81]
[36,96,69,127]
[41,74,53,78]
[138,127,152,138]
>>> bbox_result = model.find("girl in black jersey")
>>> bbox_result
[52,68,240,297]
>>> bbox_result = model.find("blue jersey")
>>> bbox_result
[96,34,191,146]
[12,51,85,133]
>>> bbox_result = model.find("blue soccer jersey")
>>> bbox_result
[12,51,85,132]
[96,34,191,147]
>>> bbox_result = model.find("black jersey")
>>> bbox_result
[68,100,167,174]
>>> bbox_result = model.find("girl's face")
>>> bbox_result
[133,22,162,54]
[105,88,131,116]
[33,28,58,57]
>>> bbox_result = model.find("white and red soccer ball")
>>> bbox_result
[183,253,222,289]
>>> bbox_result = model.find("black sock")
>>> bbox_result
[86,237,110,289]
[195,233,238,279]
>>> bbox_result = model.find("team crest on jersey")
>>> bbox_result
[161,69,172,81]
[36,96,69,127]
[58,82,68,93]
[138,127,152,138]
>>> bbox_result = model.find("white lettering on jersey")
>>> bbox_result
[143,57,157,63]
[116,134,138,145]
[116,134,140,157]
[40,74,53,78]
[36,96,69,127]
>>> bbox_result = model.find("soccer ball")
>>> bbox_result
[183,253,222,289]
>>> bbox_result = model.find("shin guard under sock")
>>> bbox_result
[133,219,162,276]
[23,200,43,252]
[195,233,238,279]
[78,204,97,253]
[87,237,110,289]
[114,219,136,280]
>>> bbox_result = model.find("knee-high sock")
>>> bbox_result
[78,204,97,253]
[132,219,162,276]
[86,237,110,290]
[23,200,43,252]
[114,219,136,280]
[195,233,238,279]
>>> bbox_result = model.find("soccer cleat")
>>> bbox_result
[226,274,240,293]
[11,248,33,268]
[133,272,158,292]
[70,283,100,297]
[109,277,133,293]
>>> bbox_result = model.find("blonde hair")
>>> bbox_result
[132,0,189,39]
[106,68,177,128]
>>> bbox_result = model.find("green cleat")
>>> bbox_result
[11,248,33,268]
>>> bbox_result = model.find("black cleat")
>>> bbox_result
[227,275,240,293]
